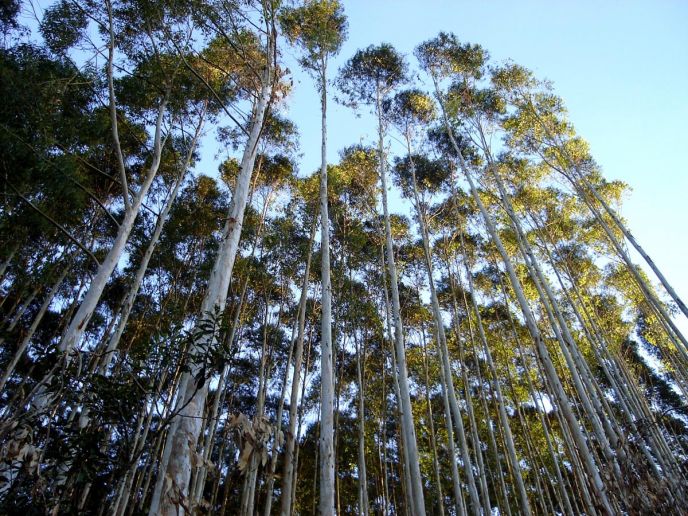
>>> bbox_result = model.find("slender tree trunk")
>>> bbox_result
[375,90,426,516]
[405,151,480,515]
[279,218,317,515]
[459,236,531,515]
[431,73,614,514]
[59,97,168,356]
[419,325,444,516]
[317,60,336,516]
[99,111,205,372]
[0,260,70,391]
[379,246,414,513]
[354,329,369,516]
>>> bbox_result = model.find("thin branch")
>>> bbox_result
[68,177,120,228]
[106,0,130,213]
[6,183,100,266]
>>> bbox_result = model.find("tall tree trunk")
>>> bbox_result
[354,328,369,516]
[405,151,480,515]
[459,235,531,515]
[279,218,317,516]
[379,247,414,513]
[431,73,614,514]
[375,90,426,516]
[98,111,205,373]
[419,325,444,516]
[59,97,168,356]
[317,59,336,516]
[149,46,273,515]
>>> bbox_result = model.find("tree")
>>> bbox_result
[280,2,347,513]
[338,44,428,516]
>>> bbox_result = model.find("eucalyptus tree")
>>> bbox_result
[491,65,688,367]
[337,44,428,516]
[2,4,688,514]
[445,52,624,511]
[327,146,380,516]
[148,1,281,513]
[280,2,347,513]
[481,64,686,507]
[416,32,619,513]
[0,41,110,391]
[274,175,320,516]
[492,64,688,324]
[387,89,486,515]
[47,0,200,358]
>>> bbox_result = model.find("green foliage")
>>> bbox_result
[280,0,347,76]
[0,10,685,516]
[415,32,487,80]
[384,88,436,131]
[336,43,407,106]
[393,154,449,198]
[40,0,89,54]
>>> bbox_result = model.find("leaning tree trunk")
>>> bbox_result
[98,111,205,373]
[525,98,688,321]
[459,238,532,516]
[431,73,614,514]
[148,54,272,516]
[59,96,168,357]
[0,257,71,392]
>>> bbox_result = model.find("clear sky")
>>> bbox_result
[276,0,688,326]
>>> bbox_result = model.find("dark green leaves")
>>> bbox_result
[40,0,89,54]
[336,43,407,106]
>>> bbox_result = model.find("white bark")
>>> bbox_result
[99,112,205,373]
[404,147,481,515]
[354,330,369,516]
[375,92,426,516]
[279,219,317,516]
[380,248,415,513]
[149,55,273,516]
[318,61,336,516]
[59,97,168,356]
[431,75,614,514]
[0,262,70,391]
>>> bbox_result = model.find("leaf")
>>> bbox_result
[238,442,253,472]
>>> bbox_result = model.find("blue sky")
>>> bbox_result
[276,0,688,326]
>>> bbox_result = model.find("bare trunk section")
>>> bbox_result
[354,329,369,516]
[405,151,480,515]
[379,248,414,513]
[459,238,531,515]
[317,59,336,516]
[375,91,426,516]
[98,112,205,373]
[279,219,317,516]
[149,51,273,515]
[59,96,168,356]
